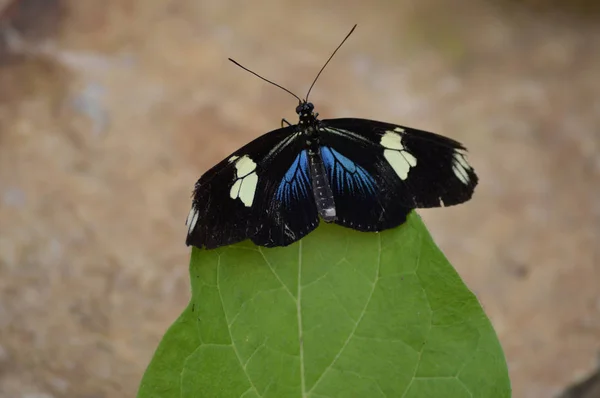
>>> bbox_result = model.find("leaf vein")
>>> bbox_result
[259,247,297,301]
[243,340,267,369]
[400,231,432,398]
[297,240,307,397]
[217,254,262,397]
[307,233,383,395]
[301,271,330,290]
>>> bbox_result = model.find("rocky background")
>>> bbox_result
[0,0,598,397]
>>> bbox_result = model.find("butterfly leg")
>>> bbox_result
[281,118,292,128]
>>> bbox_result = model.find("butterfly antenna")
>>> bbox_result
[305,24,357,101]
[228,58,302,103]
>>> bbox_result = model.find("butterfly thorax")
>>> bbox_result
[296,101,319,130]
[296,102,322,146]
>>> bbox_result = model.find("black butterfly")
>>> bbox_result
[186,25,478,249]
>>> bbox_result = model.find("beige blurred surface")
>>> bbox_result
[0,0,599,397]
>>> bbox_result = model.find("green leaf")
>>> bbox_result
[138,212,511,398]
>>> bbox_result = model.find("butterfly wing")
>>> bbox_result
[319,118,478,230]
[186,127,318,249]
[250,148,319,247]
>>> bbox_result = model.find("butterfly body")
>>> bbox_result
[296,102,338,222]
[186,100,478,249]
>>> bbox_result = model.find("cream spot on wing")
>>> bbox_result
[228,155,239,163]
[230,179,242,200]
[229,155,259,207]
[453,165,470,185]
[380,131,405,150]
[236,155,257,176]
[381,131,417,180]
[238,172,258,207]
[452,151,471,185]
[384,149,417,180]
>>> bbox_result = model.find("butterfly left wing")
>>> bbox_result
[186,127,318,249]
[318,118,478,231]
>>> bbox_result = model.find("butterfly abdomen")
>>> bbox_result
[307,145,337,222]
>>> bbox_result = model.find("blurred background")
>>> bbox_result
[0,0,598,397]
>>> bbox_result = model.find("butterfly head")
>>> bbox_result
[296,101,317,126]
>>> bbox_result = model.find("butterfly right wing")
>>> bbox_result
[186,126,318,249]
[317,118,478,232]
[250,148,319,247]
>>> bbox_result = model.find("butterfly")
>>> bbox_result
[185,25,478,249]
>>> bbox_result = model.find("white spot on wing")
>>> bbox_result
[228,155,239,163]
[229,155,259,207]
[186,206,195,226]
[187,207,199,233]
[455,152,470,170]
[380,130,417,180]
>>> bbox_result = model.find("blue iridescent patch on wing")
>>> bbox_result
[275,150,310,203]
[321,147,376,195]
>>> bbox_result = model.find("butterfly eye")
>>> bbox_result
[308,103,314,111]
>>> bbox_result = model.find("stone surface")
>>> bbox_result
[0,0,598,397]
